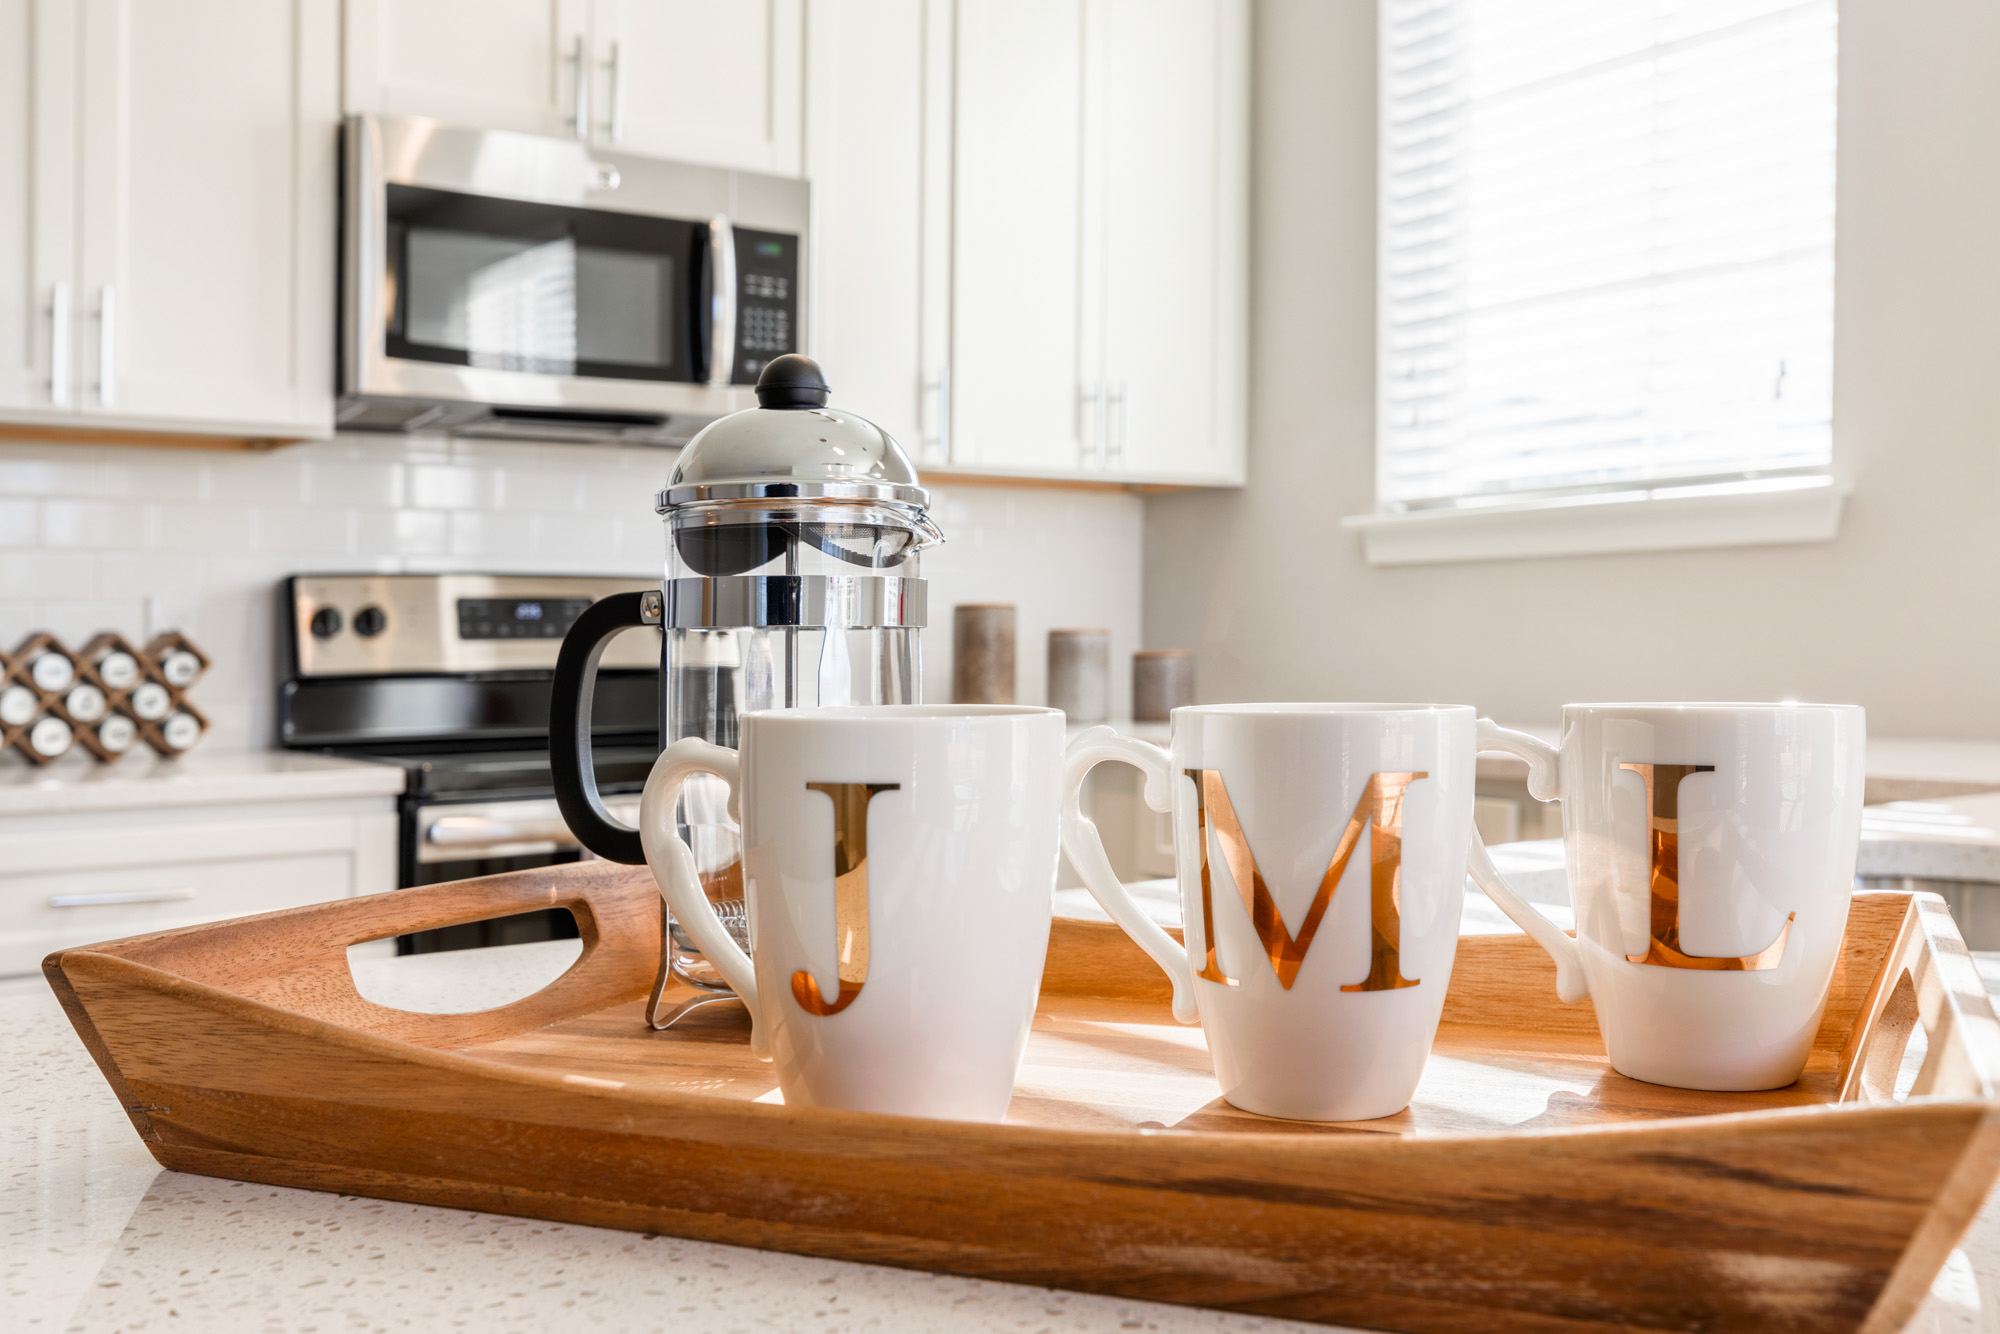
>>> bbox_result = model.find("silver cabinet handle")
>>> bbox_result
[49,282,69,408]
[707,215,737,388]
[604,41,623,143]
[1091,379,1109,467]
[1112,380,1129,465]
[50,887,196,908]
[569,35,590,140]
[97,285,116,407]
[927,366,952,462]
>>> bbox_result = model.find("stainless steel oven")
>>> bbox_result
[279,572,661,952]
[339,114,809,446]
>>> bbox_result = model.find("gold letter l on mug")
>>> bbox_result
[1188,770,1427,992]
[792,782,900,1016]
[1618,762,1793,971]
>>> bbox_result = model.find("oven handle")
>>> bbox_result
[551,589,662,864]
[426,804,639,851]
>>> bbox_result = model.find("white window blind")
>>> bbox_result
[1377,0,1837,509]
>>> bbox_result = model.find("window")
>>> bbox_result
[1352,0,1841,564]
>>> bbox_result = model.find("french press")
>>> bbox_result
[551,355,941,1025]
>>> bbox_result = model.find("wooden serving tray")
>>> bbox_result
[44,863,2000,1334]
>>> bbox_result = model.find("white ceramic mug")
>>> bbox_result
[641,704,1064,1122]
[1063,704,1475,1122]
[1472,704,1865,1091]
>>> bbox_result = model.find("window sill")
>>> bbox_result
[1341,476,1849,567]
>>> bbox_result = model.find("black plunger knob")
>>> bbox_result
[754,354,832,409]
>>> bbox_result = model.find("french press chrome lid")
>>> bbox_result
[640,356,939,1030]
[656,354,940,633]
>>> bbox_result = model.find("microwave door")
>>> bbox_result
[383,185,703,390]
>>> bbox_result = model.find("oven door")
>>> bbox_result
[397,794,643,954]
[412,794,640,882]
[342,115,805,422]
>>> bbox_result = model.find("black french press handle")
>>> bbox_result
[551,591,651,865]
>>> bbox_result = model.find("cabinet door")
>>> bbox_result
[75,0,336,436]
[0,809,396,978]
[0,0,78,417]
[343,0,591,140]
[803,0,930,448]
[1097,0,1247,484]
[949,0,1096,473]
[593,0,803,175]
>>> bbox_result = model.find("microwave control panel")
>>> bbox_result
[732,228,800,385]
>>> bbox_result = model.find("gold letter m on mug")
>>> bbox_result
[1187,770,1426,992]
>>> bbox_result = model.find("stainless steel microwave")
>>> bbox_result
[339,114,808,446]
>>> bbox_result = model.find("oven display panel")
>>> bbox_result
[456,597,592,640]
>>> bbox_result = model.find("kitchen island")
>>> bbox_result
[9,919,2000,1331]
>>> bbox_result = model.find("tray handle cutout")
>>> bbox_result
[1839,892,2000,1103]
[61,860,661,1049]
[347,907,587,1015]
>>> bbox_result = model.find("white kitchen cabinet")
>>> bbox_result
[941,0,1248,486]
[78,0,337,437]
[345,0,803,176]
[802,0,934,449]
[0,754,401,979]
[0,815,394,977]
[945,0,1098,475]
[1094,0,1248,485]
[0,0,76,418]
[593,0,803,175]
[342,0,590,140]
[810,0,1246,487]
[0,0,335,441]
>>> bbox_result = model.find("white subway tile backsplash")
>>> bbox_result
[392,509,451,556]
[95,455,209,501]
[0,433,1145,749]
[151,503,257,554]
[257,505,355,556]
[408,463,488,511]
[303,457,407,508]
[0,498,35,546]
[0,601,38,643]
[0,452,95,496]
[0,551,95,600]
[36,599,144,644]
[207,452,310,505]
[40,499,144,548]
[98,551,208,600]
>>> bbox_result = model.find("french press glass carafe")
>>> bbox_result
[551,355,940,1025]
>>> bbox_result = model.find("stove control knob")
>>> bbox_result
[354,605,388,638]
[309,607,343,639]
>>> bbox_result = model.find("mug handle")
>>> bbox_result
[1060,726,1199,1024]
[639,737,770,1057]
[1470,719,1589,1003]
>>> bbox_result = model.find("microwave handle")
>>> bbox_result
[706,215,736,388]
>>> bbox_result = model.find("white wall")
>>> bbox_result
[1142,0,2000,738]
[0,433,1142,752]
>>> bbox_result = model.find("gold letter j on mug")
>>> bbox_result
[792,782,900,1015]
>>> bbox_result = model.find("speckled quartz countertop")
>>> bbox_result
[7,944,1329,1334]
[11,920,2000,1332]
[0,748,405,816]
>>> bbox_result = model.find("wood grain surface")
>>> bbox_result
[42,862,2000,1334]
